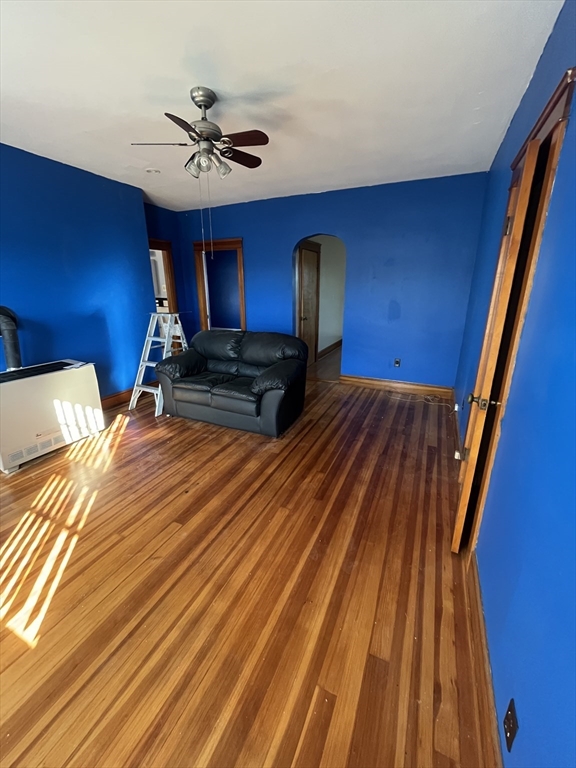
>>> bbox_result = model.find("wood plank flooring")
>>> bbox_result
[307,348,341,383]
[0,381,501,768]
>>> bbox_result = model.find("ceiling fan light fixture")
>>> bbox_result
[197,149,212,173]
[212,153,232,178]
[184,152,201,178]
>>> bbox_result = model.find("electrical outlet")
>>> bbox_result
[394,358,401,368]
[503,699,519,752]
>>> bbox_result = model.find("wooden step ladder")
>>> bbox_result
[129,313,188,416]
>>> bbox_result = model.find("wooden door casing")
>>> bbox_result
[452,68,575,555]
[149,239,178,314]
[466,121,570,556]
[298,240,321,365]
[193,238,246,332]
[451,141,540,553]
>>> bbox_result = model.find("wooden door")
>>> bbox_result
[452,71,574,554]
[451,143,539,553]
[298,240,320,364]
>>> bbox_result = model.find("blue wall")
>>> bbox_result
[144,202,199,342]
[147,173,487,387]
[455,2,576,765]
[454,2,576,429]
[205,250,242,329]
[0,144,154,396]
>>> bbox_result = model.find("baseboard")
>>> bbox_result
[101,388,132,409]
[317,339,342,359]
[465,554,503,767]
[339,374,453,399]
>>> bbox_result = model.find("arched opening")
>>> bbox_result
[293,234,346,381]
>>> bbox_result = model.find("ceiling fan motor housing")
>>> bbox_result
[192,120,222,142]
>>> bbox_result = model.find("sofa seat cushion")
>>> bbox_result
[172,373,235,406]
[210,377,261,417]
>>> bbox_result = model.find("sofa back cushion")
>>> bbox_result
[192,330,244,375]
[240,332,308,367]
[207,359,240,375]
[190,329,308,376]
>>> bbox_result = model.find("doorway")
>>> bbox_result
[148,239,178,313]
[194,238,246,331]
[452,70,574,554]
[294,235,346,375]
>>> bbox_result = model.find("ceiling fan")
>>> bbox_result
[132,86,269,178]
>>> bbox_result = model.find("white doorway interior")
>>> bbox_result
[310,235,346,357]
[294,234,346,374]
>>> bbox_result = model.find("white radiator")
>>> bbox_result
[0,360,103,474]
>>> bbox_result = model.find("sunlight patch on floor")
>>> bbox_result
[0,413,129,648]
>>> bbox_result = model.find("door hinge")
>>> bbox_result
[462,447,470,461]
[504,216,512,236]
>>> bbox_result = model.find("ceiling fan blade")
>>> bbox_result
[222,130,269,147]
[131,142,193,146]
[225,148,262,169]
[165,112,201,137]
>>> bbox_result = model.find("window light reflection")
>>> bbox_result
[0,412,129,648]
[53,399,104,445]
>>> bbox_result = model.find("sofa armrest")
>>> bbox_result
[155,348,207,381]
[251,359,305,395]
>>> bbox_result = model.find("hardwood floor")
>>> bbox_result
[0,382,500,768]
[307,348,341,383]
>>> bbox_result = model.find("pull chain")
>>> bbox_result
[207,171,215,259]
[198,174,206,259]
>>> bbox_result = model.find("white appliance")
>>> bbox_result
[0,360,104,474]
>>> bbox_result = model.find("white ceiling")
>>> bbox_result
[0,0,563,212]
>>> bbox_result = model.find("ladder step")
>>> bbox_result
[136,384,159,394]
[130,313,187,412]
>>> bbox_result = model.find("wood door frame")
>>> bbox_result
[466,118,570,558]
[511,67,575,169]
[296,239,321,363]
[149,238,178,313]
[452,68,575,555]
[193,237,246,331]
[453,143,540,542]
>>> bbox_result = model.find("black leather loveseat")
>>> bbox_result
[155,330,308,437]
